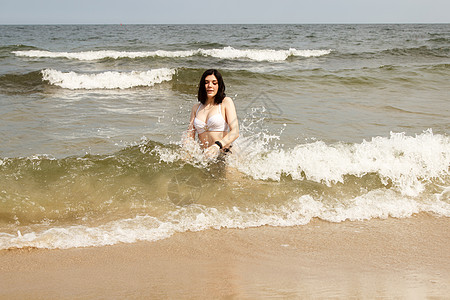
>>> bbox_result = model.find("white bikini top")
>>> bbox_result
[193,104,229,134]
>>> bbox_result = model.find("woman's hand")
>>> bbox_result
[180,133,200,161]
[204,144,221,160]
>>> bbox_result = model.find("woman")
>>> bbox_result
[185,69,239,159]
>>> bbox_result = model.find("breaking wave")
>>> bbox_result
[41,68,176,89]
[1,130,449,249]
[13,47,332,62]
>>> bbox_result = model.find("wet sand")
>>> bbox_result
[1,214,449,299]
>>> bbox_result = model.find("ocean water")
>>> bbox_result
[0,24,449,249]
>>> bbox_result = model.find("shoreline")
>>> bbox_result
[1,214,449,298]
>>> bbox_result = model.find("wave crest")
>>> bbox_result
[14,47,332,62]
[2,190,449,249]
[227,130,450,197]
[1,130,449,250]
[41,68,176,89]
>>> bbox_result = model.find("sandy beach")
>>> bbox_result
[0,214,448,299]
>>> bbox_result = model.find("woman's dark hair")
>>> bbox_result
[197,69,226,105]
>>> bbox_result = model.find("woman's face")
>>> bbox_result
[204,74,219,99]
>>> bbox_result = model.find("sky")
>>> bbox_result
[1,0,449,24]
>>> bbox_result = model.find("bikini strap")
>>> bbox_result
[195,103,202,116]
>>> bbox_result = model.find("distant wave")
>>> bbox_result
[380,46,449,58]
[333,46,449,60]
[1,62,447,94]
[0,44,39,53]
[13,47,332,62]
[41,68,176,89]
[1,60,447,94]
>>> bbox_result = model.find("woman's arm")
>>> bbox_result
[181,104,200,160]
[218,97,239,148]
[185,103,200,141]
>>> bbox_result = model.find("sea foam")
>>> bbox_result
[160,129,450,198]
[14,47,332,62]
[228,129,450,197]
[1,189,448,250]
[41,68,176,89]
[1,130,448,250]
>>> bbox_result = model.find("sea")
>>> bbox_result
[0,24,449,249]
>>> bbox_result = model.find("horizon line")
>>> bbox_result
[0,22,449,26]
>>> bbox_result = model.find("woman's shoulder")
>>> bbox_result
[191,102,201,111]
[222,97,234,105]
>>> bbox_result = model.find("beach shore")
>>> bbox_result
[1,214,449,299]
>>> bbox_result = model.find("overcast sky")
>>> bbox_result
[1,0,449,24]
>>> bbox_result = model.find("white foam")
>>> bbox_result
[14,47,332,62]
[2,130,448,250]
[41,68,175,89]
[1,189,448,250]
[200,47,331,62]
[228,129,450,197]
[14,49,197,60]
[157,129,450,197]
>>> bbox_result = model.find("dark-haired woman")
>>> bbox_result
[185,69,239,159]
